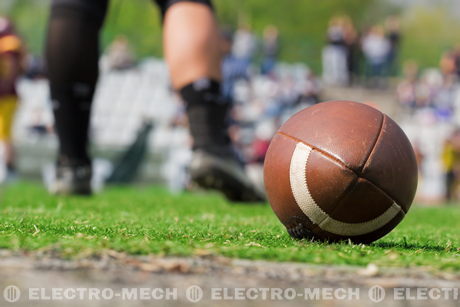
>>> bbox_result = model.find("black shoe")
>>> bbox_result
[50,162,92,196]
[189,148,266,203]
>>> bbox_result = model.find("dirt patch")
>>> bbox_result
[0,250,458,306]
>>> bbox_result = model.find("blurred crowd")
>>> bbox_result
[0,17,24,181]
[165,23,320,191]
[220,24,320,169]
[322,15,401,88]
[320,14,460,204]
[3,13,460,204]
[396,46,460,204]
[397,50,460,114]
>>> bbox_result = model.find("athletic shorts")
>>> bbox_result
[155,0,213,17]
[51,0,213,22]
[0,96,18,141]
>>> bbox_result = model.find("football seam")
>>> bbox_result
[277,111,385,179]
[325,177,406,224]
[359,113,386,175]
[276,131,406,214]
[277,131,352,172]
[288,142,404,236]
[323,113,400,220]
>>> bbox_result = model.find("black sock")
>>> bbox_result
[45,1,108,166]
[179,79,232,153]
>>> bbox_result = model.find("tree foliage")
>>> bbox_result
[3,0,460,73]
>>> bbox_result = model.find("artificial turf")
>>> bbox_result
[0,182,459,272]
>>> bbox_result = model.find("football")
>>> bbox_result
[264,101,418,244]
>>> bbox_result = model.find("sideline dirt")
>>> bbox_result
[0,250,459,306]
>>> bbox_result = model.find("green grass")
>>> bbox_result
[0,182,459,272]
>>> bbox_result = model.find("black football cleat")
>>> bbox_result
[49,162,92,196]
[190,149,266,203]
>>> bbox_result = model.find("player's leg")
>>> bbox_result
[157,0,265,202]
[163,1,229,154]
[45,0,109,194]
[163,2,221,89]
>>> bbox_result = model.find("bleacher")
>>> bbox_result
[12,58,184,183]
[6,57,460,201]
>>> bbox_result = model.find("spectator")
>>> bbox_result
[322,16,349,85]
[342,16,359,85]
[434,53,457,119]
[362,25,391,88]
[231,23,257,75]
[221,28,247,102]
[260,25,279,75]
[440,51,457,78]
[23,55,46,79]
[397,60,419,110]
[453,44,460,79]
[0,17,24,181]
[385,16,402,76]
[106,35,135,71]
[442,128,460,201]
[416,69,443,109]
[250,120,275,164]
[296,70,321,105]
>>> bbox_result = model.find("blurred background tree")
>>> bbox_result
[1,0,460,73]
[401,6,460,68]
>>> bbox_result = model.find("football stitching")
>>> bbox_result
[277,131,357,174]
[276,130,402,210]
[288,142,403,236]
[358,113,386,175]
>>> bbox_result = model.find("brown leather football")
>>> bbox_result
[264,101,418,244]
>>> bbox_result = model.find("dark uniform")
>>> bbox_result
[46,0,265,201]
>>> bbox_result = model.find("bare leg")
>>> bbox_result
[163,2,221,89]
[160,2,265,202]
